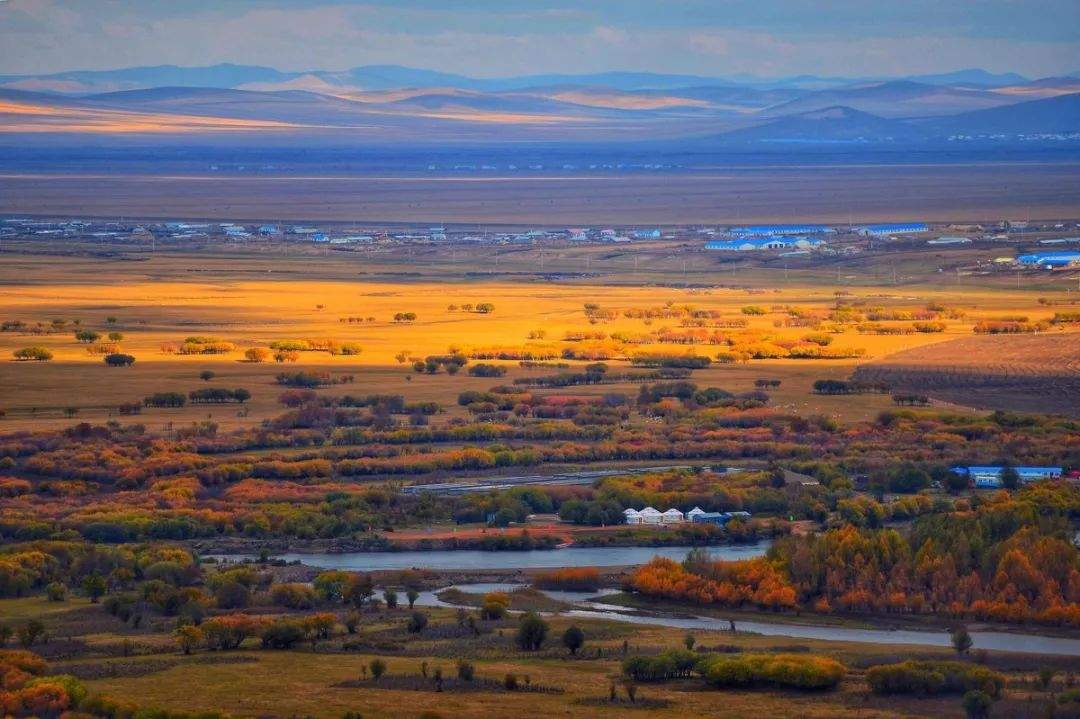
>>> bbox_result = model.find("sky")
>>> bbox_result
[1,0,1078,79]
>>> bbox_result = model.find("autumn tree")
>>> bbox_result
[174,624,203,655]
[245,347,272,363]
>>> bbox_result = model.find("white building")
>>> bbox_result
[661,508,685,524]
[623,508,642,525]
[638,506,663,525]
[686,506,706,522]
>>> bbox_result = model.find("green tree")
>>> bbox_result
[369,658,387,681]
[82,573,107,603]
[406,588,420,609]
[1000,464,1020,490]
[951,625,973,656]
[456,660,475,681]
[516,612,548,651]
[74,329,101,343]
[382,588,398,609]
[407,611,428,634]
[962,689,993,719]
[314,570,350,602]
[45,582,67,602]
[562,625,585,655]
[18,619,46,647]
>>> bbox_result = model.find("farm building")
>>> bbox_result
[706,236,824,252]
[1015,251,1080,269]
[728,224,832,237]
[632,229,662,239]
[951,465,1064,488]
[855,223,929,236]
[927,237,971,245]
[691,511,751,526]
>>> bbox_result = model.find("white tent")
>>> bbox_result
[623,508,642,525]
[686,506,706,521]
[638,506,662,525]
[661,508,685,524]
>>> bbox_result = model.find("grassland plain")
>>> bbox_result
[0,246,1075,430]
[8,595,1051,719]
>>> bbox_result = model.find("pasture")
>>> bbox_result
[0,246,1076,431]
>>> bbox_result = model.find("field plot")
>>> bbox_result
[853,333,1080,416]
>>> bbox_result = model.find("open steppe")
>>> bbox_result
[1,243,1076,431]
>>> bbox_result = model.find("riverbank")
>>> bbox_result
[204,541,773,572]
[188,524,781,555]
[423,583,1080,656]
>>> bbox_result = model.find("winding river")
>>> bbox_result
[212,541,1080,656]
[415,583,1080,657]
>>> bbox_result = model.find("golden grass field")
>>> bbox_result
[0,246,1075,431]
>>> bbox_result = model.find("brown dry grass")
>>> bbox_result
[853,332,1080,416]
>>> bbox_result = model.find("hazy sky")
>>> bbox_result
[1,0,1078,78]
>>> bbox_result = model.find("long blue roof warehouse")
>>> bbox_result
[728,224,832,236]
[1016,251,1080,268]
[855,223,928,236]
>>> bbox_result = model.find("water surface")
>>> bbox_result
[212,542,770,571]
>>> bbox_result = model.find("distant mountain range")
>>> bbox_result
[0,63,1077,146]
[0,63,1041,95]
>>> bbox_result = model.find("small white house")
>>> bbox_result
[661,508,685,524]
[623,508,642,525]
[686,507,706,522]
[638,506,663,525]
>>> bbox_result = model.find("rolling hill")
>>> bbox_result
[715,106,925,143]
[1,66,1077,146]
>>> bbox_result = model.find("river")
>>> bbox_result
[414,583,1080,657]
[210,541,771,571]
[211,541,1080,656]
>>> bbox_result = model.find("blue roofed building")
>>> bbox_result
[855,223,929,236]
[1016,252,1080,268]
[690,510,751,526]
[728,224,832,236]
[706,236,824,251]
[950,465,1063,488]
